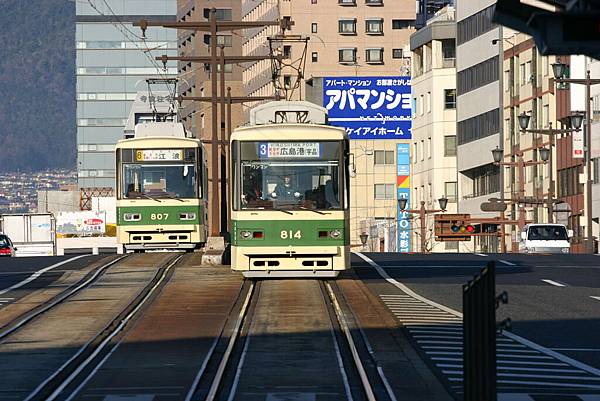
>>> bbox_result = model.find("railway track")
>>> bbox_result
[0,255,128,341]
[22,253,185,401]
[181,279,396,401]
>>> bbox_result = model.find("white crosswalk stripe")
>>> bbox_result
[379,293,600,396]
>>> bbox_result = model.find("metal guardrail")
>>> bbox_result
[463,261,510,401]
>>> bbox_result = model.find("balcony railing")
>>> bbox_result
[442,57,456,68]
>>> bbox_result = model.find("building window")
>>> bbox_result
[339,19,357,34]
[420,140,425,161]
[392,19,413,29]
[593,158,599,185]
[419,95,424,116]
[338,48,357,63]
[365,19,383,34]
[444,136,457,156]
[466,164,500,198]
[283,45,292,59]
[339,0,357,4]
[374,150,394,165]
[374,184,395,199]
[413,142,418,164]
[456,56,499,95]
[426,92,431,113]
[392,48,403,59]
[456,4,496,45]
[203,34,232,47]
[311,52,318,62]
[457,108,500,145]
[445,182,458,202]
[366,0,384,5]
[311,23,318,33]
[203,8,232,21]
[444,89,456,109]
[283,75,292,88]
[558,166,582,197]
[365,48,384,63]
[312,0,317,3]
[427,137,432,158]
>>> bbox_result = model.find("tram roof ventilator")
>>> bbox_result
[250,101,328,126]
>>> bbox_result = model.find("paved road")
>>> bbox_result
[353,252,600,400]
[0,255,103,305]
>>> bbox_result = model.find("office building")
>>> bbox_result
[410,6,459,252]
[76,0,178,189]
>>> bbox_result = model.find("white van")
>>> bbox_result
[519,224,573,254]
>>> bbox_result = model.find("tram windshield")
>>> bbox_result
[236,141,347,211]
[121,164,197,199]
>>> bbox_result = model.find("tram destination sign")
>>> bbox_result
[258,142,321,158]
[135,149,183,162]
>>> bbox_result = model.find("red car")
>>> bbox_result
[0,234,16,257]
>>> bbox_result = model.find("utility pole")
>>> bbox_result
[135,10,292,238]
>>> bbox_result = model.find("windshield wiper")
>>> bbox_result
[161,193,185,202]
[298,206,327,215]
[141,193,161,203]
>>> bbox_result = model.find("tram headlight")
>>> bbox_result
[240,230,252,239]
[123,213,141,222]
[179,212,196,221]
[329,229,342,239]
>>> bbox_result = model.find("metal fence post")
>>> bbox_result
[463,261,497,401]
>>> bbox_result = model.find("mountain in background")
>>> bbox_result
[0,0,75,172]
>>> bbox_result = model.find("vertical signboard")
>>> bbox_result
[397,144,411,253]
[572,130,584,159]
[323,76,412,140]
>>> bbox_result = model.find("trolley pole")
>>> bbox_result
[210,10,219,236]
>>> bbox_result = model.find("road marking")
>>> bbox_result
[0,255,89,296]
[499,259,516,266]
[541,279,566,287]
[591,296,600,302]
[498,394,535,401]
[474,253,488,257]
[354,251,600,395]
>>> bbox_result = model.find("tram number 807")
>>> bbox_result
[280,230,302,239]
[150,213,169,221]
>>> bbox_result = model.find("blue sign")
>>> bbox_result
[397,144,411,253]
[323,77,412,140]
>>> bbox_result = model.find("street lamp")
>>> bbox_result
[492,147,504,163]
[438,196,449,212]
[397,199,446,253]
[569,111,584,130]
[538,147,550,162]
[398,197,408,211]
[551,62,567,80]
[359,232,369,251]
[552,63,600,253]
[491,147,548,234]
[518,112,531,131]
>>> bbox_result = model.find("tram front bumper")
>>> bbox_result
[232,245,349,273]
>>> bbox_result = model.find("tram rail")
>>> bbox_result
[22,253,185,401]
[184,278,392,401]
[0,255,128,341]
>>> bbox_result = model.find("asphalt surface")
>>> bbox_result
[353,252,600,400]
[0,254,105,304]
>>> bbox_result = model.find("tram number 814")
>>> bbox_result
[150,213,169,221]
[280,230,302,239]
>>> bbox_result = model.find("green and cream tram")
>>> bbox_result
[230,101,350,277]
[116,122,208,252]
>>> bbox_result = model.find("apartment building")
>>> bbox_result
[410,7,460,252]
[501,33,558,250]
[76,0,177,189]
[455,0,503,252]
[242,0,416,249]
[177,0,246,233]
